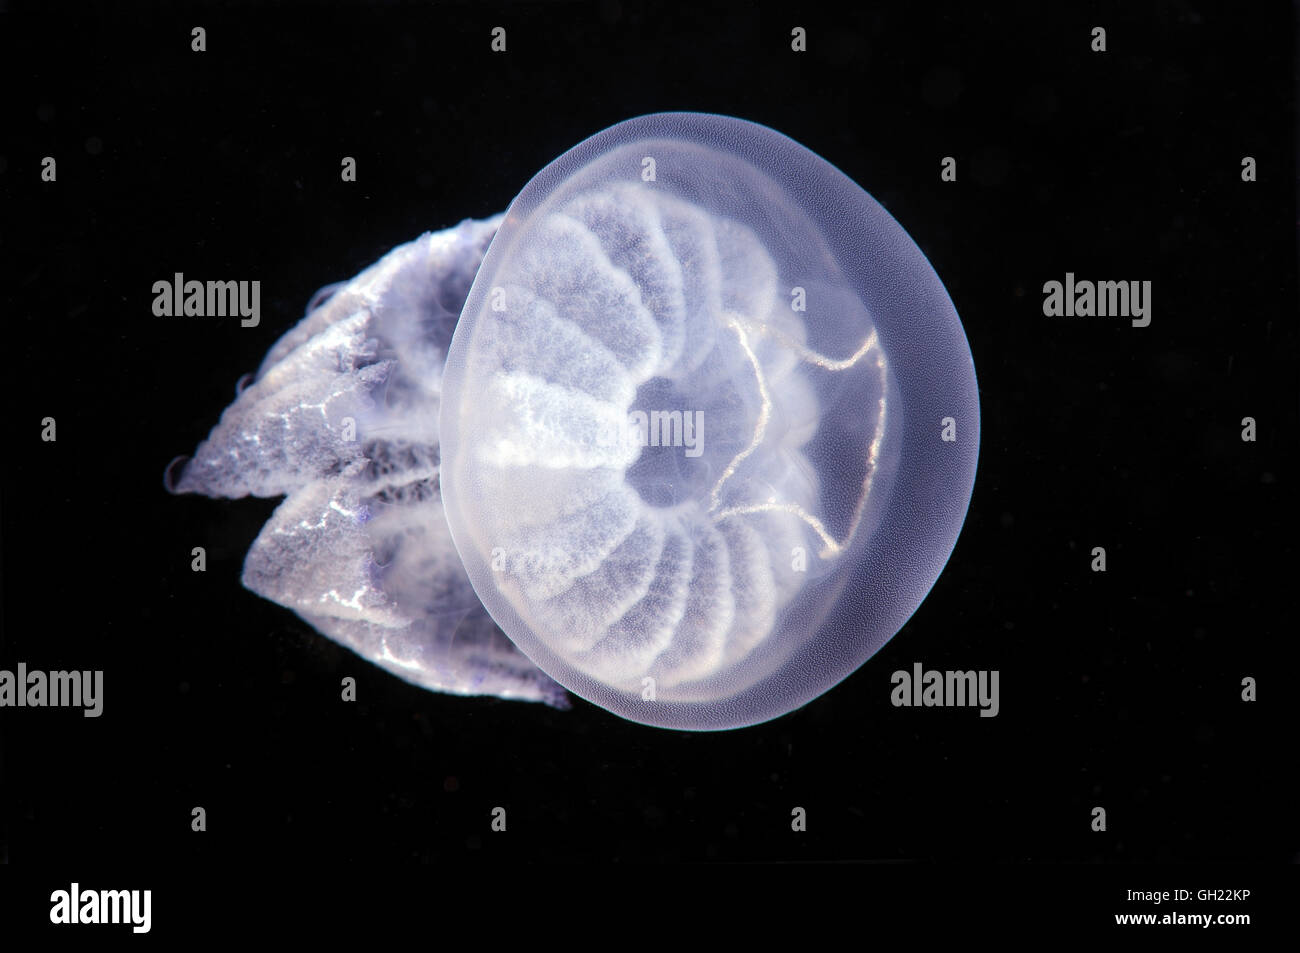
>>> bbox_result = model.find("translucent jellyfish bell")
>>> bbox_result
[438,113,979,729]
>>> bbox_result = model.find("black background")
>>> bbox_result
[1,0,1295,870]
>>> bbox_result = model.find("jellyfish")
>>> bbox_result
[167,112,979,730]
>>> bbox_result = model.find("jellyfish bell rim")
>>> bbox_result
[439,111,979,731]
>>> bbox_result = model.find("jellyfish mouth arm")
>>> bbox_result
[169,215,568,707]
[170,313,390,500]
[243,478,568,707]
